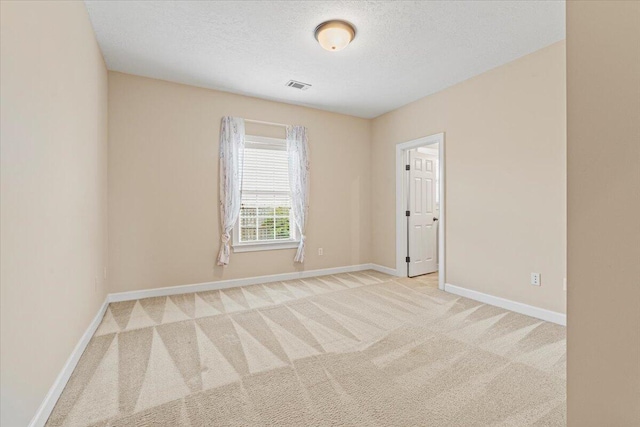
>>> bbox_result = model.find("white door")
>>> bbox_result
[407,150,438,277]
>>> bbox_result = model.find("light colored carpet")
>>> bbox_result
[46,271,566,426]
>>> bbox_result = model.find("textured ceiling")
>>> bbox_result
[85,1,565,118]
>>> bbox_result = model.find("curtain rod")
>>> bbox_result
[244,118,289,128]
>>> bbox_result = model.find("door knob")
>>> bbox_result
[433,217,439,221]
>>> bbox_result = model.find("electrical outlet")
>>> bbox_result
[318,248,324,256]
[531,273,541,286]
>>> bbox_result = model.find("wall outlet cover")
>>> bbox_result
[531,273,541,286]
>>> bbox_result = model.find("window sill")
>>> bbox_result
[232,240,299,253]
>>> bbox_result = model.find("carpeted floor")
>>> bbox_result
[46,270,566,426]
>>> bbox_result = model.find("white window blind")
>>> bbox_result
[238,137,295,243]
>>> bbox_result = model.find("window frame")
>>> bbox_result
[232,135,299,253]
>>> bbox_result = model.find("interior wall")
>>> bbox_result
[566,1,640,425]
[107,72,371,293]
[371,41,567,314]
[0,2,109,426]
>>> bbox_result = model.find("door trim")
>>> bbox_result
[395,133,445,290]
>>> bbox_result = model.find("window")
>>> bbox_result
[233,135,298,252]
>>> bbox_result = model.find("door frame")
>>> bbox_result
[395,133,445,290]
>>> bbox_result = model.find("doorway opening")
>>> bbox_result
[395,133,445,290]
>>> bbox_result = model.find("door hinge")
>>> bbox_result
[405,164,410,171]
[405,256,410,263]
[405,210,410,217]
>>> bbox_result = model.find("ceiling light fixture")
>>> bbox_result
[314,20,356,52]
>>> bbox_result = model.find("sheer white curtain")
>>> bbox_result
[287,125,310,263]
[217,116,245,266]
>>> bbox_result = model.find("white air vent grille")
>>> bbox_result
[286,80,312,90]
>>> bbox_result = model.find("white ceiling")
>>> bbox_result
[85,1,565,119]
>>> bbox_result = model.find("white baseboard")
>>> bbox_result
[29,263,395,426]
[29,298,110,427]
[370,263,400,276]
[444,283,566,326]
[108,263,393,303]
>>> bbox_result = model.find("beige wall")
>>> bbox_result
[567,1,640,425]
[108,72,371,293]
[0,1,108,426]
[372,41,567,314]
[109,43,567,315]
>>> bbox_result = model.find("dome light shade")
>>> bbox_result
[314,20,356,52]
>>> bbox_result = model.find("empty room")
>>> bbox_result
[1,1,639,426]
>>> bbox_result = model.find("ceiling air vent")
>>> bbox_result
[286,80,312,90]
